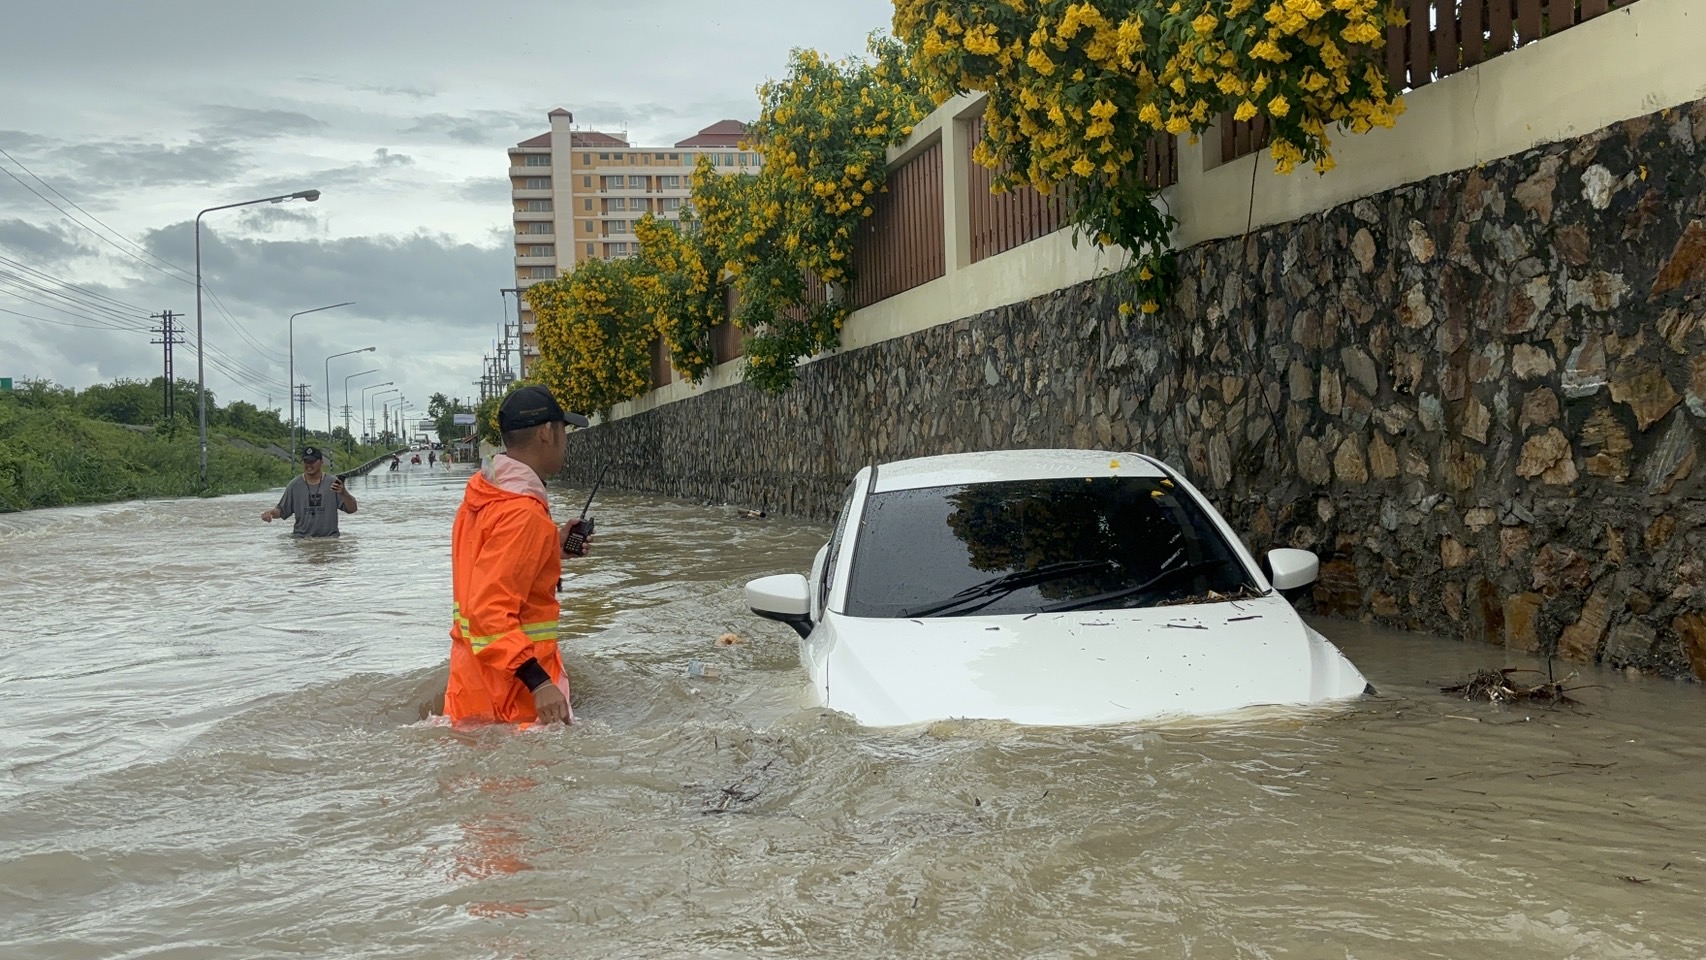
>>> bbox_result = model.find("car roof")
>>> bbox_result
[870,449,1170,493]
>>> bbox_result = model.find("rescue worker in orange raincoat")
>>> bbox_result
[446,386,592,726]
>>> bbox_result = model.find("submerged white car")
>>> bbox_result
[745,449,1371,727]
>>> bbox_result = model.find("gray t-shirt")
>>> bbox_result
[275,475,352,537]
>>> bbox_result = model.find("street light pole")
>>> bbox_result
[380,399,402,446]
[195,188,320,486]
[361,382,395,445]
[343,368,380,454]
[371,388,399,446]
[324,345,375,440]
[287,301,355,457]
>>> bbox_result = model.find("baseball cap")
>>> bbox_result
[498,385,591,432]
[302,446,324,462]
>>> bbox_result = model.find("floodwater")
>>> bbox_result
[2,462,1703,959]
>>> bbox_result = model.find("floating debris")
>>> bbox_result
[1441,667,1582,705]
[715,632,743,646]
[686,659,722,681]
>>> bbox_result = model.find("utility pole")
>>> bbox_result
[293,384,311,452]
[149,310,184,420]
[500,288,523,381]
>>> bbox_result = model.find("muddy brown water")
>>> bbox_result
[2,463,1702,959]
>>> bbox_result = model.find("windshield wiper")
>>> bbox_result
[1040,558,1233,613]
[902,559,1116,618]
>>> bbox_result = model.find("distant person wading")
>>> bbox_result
[260,446,357,537]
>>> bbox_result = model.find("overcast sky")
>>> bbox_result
[0,0,893,429]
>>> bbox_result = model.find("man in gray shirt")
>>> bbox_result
[260,446,357,537]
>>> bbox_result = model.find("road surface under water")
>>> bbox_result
[1,461,1702,959]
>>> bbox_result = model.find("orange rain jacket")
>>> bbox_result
[446,455,565,725]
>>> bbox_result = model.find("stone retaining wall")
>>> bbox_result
[564,98,1706,681]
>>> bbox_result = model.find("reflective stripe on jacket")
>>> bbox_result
[445,456,564,725]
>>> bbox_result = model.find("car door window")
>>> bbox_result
[817,482,858,617]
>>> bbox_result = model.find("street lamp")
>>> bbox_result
[382,397,403,447]
[361,382,395,445]
[371,388,399,445]
[287,301,355,456]
[343,368,380,453]
[324,346,375,441]
[195,188,320,485]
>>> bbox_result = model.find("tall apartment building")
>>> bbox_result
[508,108,761,375]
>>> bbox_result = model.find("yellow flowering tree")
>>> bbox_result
[692,33,932,393]
[527,257,653,416]
[895,0,1404,307]
[633,214,722,382]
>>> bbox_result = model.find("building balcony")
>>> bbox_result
[522,321,537,334]
[511,188,553,200]
[513,210,554,222]
[510,164,552,178]
[515,255,557,267]
[515,232,554,244]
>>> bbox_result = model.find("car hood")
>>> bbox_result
[816,594,1366,727]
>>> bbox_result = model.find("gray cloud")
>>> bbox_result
[144,220,509,325]
[457,177,511,204]
[0,130,58,151]
[298,75,437,101]
[242,148,417,197]
[404,110,541,145]
[0,219,93,264]
[198,106,328,141]
[234,206,321,234]
[66,139,251,191]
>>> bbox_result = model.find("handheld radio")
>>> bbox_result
[564,463,609,557]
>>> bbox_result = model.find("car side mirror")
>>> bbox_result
[1265,548,1320,593]
[746,573,813,639]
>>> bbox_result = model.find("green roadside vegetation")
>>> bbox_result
[0,377,400,513]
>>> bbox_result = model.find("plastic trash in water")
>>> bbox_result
[686,659,722,681]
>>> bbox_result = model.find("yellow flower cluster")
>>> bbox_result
[633,214,721,381]
[526,33,929,400]
[526,257,653,416]
[690,31,931,393]
[896,0,1405,186]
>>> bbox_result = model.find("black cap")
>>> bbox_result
[498,386,590,432]
[302,446,324,462]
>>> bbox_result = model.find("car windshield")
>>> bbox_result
[842,476,1258,619]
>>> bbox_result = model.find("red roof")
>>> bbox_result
[571,130,629,147]
[515,132,551,148]
[675,119,749,148]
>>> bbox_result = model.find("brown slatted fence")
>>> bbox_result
[712,285,743,363]
[849,140,946,307]
[1222,0,1641,162]
[648,335,672,389]
[966,118,1064,263]
[1142,128,1179,191]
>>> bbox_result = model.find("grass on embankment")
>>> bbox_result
[0,405,391,513]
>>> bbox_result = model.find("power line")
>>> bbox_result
[0,304,146,331]
[0,145,195,284]
[0,148,291,364]
[0,254,152,316]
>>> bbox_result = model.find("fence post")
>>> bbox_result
[943,109,973,275]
